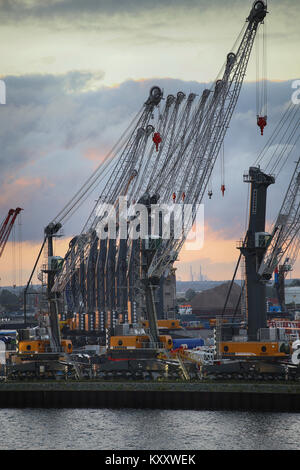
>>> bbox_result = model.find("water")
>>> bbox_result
[0,408,300,450]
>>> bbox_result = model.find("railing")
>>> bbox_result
[258,328,288,342]
[111,342,166,350]
[185,348,215,365]
[141,342,166,350]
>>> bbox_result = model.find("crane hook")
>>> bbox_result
[153,132,162,151]
[257,115,267,136]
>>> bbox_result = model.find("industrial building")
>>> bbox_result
[190,282,241,318]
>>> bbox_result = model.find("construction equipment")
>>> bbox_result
[218,163,297,358]
[10,2,269,380]
[50,1,267,356]
[23,221,64,350]
[258,158,300,282]
[238,166,275,340]
[255,0,268,136]
[218,89,300,359]
[274,232,300,312]
[8,221,76,380]
[264,159,300,313]
[0,208,23,258]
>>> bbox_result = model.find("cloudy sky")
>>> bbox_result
[0,0,299,286]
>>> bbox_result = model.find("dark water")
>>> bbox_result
[0,408,300,450]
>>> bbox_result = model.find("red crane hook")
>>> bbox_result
[257,115,267,136]
[153,132,162,151]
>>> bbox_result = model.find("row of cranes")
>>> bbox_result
[51,0,268,349]
[11,1,294,380]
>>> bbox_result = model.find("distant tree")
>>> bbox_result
[290,279,300,287]
[185,289,196,302]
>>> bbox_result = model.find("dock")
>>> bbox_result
[1,381,300,411]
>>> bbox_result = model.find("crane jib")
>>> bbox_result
[51,1,268,303]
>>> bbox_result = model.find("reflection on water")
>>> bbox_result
[0,408,300,450]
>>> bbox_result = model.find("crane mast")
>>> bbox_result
[239,167,275,340]
[261,159,300,312]
[0,208,23,258]
[258,158,300,280]
[275,234,300,311]
[44,222,64,352]
[148,1,268,280]
[236,157,300,339]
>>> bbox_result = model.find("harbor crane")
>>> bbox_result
[219,160,299,356]
[48,1,268,351]
[259,159,300,313]
[274,234,300,312]
[17,1,268,373]
[0,208,23,258]
[219,98,300,354]
[258,159,300,282]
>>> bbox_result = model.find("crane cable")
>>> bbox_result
[52,106,144,226]
[221,141,225,193]
[269,113,300,176]
[18,212,22,288]
[256,20,268,118]
[254,100,294,167]
[56,21,250,229]
[11,224,16,288]
[253,102,300,175]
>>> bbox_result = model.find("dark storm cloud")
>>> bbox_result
[0,0,213,20]
[0,71,298,244]
[1,0,297,22]
[0,70,105,181]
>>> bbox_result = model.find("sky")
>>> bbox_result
[0,0,300,286]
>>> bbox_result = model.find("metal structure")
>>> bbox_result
[235,157,300,340]
[19,1,268,363]
[258,158,300,281]
[271,161,300,311]
[0,208,22,258]
[224,86,300,336]
[275,233,300,310]
[238,167,275,340]
[53,1,267,291]
[44,2,268,345]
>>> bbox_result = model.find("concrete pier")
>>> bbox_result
[0,381,300,411]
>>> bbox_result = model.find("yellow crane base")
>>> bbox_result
[220,341,289,358]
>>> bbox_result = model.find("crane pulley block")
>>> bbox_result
[153,132,162,151]
[257,115,267,135]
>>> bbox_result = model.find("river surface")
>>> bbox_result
[0,408,300,450]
